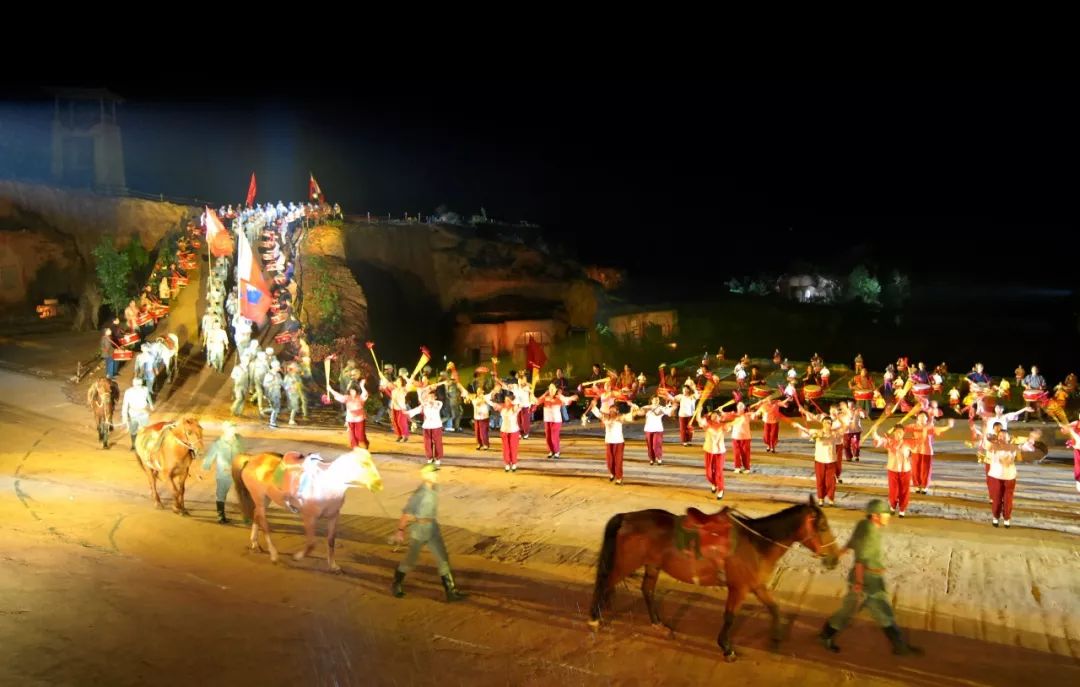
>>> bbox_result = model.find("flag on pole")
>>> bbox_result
[204,207,234,257]
[309,172,324,203]
[245,172,257,208]
[237,227,271,326]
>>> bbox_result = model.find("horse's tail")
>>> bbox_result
[589,513,624,625]
[232,454,256,521]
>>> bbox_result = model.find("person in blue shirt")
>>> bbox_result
[911,362,930,385]
[966,362,991,386]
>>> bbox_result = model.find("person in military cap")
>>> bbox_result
[201,421,242,524]
[820,499,922,656]
[230,354,250,416]
[392,464,467,602]
[263,360,283,428]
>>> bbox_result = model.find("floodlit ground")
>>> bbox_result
[1,364,1078,687]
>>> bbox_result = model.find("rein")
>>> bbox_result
[371,492,395,519]
[726,509,836,559]
[89,384,112,412]
[171,423,201,456]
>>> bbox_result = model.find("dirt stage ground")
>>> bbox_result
[1,364,1078,686]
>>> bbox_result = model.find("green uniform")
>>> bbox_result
[202,436,241,501]
[284,372,303,423]
[397,483,451,576]
[828,519,896,630]
[230,363,249,416]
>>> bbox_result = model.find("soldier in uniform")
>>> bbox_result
[283,363,304,425]
[233,314,252,355]
[201,308,218,346]
[249,350,269,414]
[820,499,922,656]
[445,371,465,432]
[215,255,231,284]
[297,333,313,381]
[263,360,283,428]
[120,377,154,450]
[225,289,238,322]
[230,354,250,416]
[202,421,242,524]
[264,346,280,371]
[391,464,468,602]
[206,324,229,372]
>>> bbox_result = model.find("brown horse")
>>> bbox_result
[588,496,840,661]
[232,449,383,572]
[87,377,118,449]
[134,416,204,514]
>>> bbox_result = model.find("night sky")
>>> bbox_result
[2,81,1076,279]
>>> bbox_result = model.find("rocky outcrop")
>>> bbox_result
[0,180,193,307]
[299,224,369,340]
[344,221,581,312]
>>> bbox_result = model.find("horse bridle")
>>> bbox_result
[171,423,201,456]
[90,385,113,413]
[727,509,837,559]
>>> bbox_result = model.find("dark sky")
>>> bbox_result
[3,80,1076,280]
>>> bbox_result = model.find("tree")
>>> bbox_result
[845,265,881,306]
[126,240,151,286]
[747,279,770,296]
[158,240,177,271]
[883,270,911,309]
[564,281,598,329]
[126,240,149,273]
[92,238,132,317]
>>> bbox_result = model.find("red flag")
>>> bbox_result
[525,336,547,372]
[237,227,271,326]
[309,172,324,203]
[245,172,257,208]
[204,207,234,258]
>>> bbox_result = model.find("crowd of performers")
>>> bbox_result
[90,202,1079,533]
[188,199,339,429]
[98,228,198,383]
[95,225,205,447]
[310,347,1080,530]
[218,200,322,428]
[93,199,336,449]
